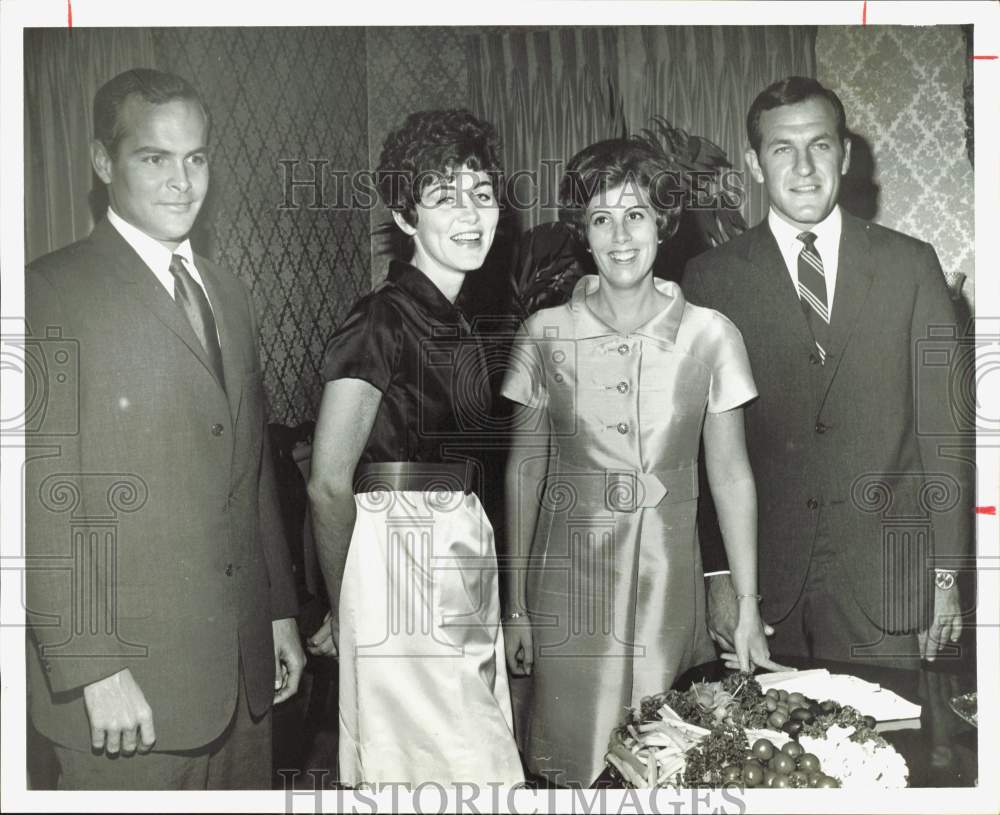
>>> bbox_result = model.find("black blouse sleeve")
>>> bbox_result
[321,292,402,393]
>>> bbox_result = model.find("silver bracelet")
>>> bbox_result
[504,610,526,621]
[736,593,762,602]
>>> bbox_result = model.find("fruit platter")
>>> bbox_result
[605,672,909,789]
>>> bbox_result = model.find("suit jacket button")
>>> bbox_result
[225,563,234,576]
[807,498,819,510]
[616,422,629,434]
[618,343,630,355]
[211,423,225,436]
[616,381,629,394]
[815,421,827,434]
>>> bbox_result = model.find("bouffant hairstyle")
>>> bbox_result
[746,76,848,155]
[376,109,503,227]
[558,138,684,243]
[94,68,209,158]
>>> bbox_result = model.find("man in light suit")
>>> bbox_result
[684,76,972,669]
[25,68,305,789]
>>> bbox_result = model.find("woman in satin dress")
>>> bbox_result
[501,138,773,786]
[308,110,523,786]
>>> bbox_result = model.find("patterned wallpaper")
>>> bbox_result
[816,26,975,309]
[147,26,483,424]
[152,28,372,425]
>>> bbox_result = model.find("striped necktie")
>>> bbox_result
[168,254,227,391]
[796,231,830,363]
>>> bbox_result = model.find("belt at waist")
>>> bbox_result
[542,463,698,513]
[353,461,477,496]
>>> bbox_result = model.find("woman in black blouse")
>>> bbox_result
[308,110,523,786]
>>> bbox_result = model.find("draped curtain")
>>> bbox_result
[468,26,816,231]
[24,28,156,263]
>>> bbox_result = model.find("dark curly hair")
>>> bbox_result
[558,138,684,244]
[376,109,503,227]
[747,76,848,155]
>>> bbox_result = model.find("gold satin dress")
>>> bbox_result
[502,275,758,786]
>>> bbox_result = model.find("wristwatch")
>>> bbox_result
[934,569,957,591]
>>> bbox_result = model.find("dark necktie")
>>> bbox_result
[796,231,830,363]
[168,254,226,390]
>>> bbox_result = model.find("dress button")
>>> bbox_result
[616,422,629,434]
[225,563,234,576]
[807,498,819,510]
[618,343,630,355]
[616,381,629,394]
[809,353,821,365]
[815,421,827,434]
[211,423,224,436]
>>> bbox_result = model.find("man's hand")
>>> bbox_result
[503,617,533,676]
[272,617,306,704]
[306,609,338,657]
[918,585,963,662]
[707,573,774,650]
[82,668,156,756]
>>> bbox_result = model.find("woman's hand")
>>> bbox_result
[722,600,793,673]
[306,609,338,658]
[503,616,534,676]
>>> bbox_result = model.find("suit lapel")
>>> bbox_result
[745,224,817,356]
[90,220,230,398]
[819,214,876,397]
[197,257,246,424]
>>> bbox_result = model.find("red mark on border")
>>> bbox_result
[862,0,867,25]
[972,55,998,60]
[976,506,997,515]
[67,0,73,28]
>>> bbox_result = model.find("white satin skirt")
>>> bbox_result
[337,490,524,786]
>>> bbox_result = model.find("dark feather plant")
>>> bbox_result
[511,86,748,317]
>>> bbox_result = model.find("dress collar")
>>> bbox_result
[387,260,468,324]
[568,274,686,343]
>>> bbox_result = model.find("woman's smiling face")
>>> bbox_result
[403,163,499,277]
[585,182,660,290]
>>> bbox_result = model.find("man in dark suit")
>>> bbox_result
[684,76,972,669]
[25,68,305,789]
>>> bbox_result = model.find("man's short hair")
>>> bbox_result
[746,76,848,154]
[558,137,685,243]
[376,109,503,227]
[93,68,209,158]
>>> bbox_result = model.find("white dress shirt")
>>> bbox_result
[768,205,843,315]
[106,207,215,315]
